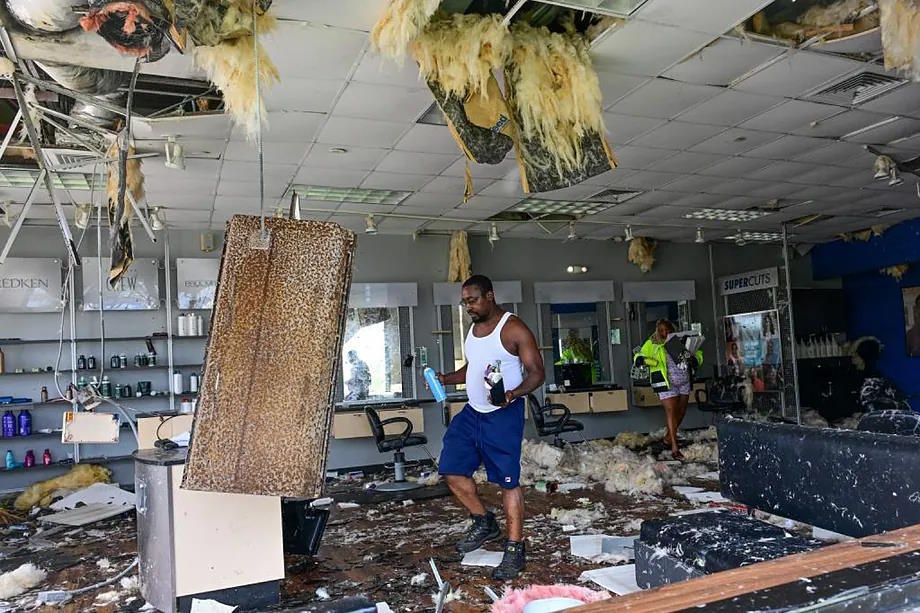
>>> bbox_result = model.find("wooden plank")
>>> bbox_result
[182,216,356,498]
[575,523,920,612]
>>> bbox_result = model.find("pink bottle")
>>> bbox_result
[24,450,34,467]
[42,449,51,466]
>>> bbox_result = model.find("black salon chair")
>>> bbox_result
[526,393,584,447]
[695,376,746,422]
[365,406,428,492]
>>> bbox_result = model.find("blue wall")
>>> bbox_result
[813,220,920,400]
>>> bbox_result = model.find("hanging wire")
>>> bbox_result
[253,1,266,240]
[116,58,141,236]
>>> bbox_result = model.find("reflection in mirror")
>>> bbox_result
[342,307,403,401]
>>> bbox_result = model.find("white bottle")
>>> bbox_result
[189,372,199,394]
[177,313,188,337]
[195,314,203,336]
[172,370,183,395]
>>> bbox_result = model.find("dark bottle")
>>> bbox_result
[24,450,34,468]
[42,448,52,465]
[77,354,86,370]
[87,355,96,370]
[17,409,31,436]
[1,411,14,438]
[41,386,49,403]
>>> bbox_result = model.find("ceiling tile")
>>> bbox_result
[262,21,367,80]
[480,179,525,199]
[316,116,408,148]
[145,193,214,209]
[217,179,287,198]
[597,72,651,109]
[635,0,771,34]
[423,220,475,231]
[398,192,458,211]
[740,100,840,133]
[740,135,827,160]
[734,51,863,98]
[689,128,778,154]
[461,195,520,212]
[658,173,722,193]
[351,53,423,87]
[421,175,480,195]
[793,142,872,168]
[608,79,721,119]
[336,202,397,215]
[376,150,457,175]
[746,161,821,182]
[328,214,370,232]
[219,161,297,183]
[859,83,920,117]
[332,82,432,122]
[271,0,386,31]
[745,181,805,200]
[675,90,779,127]
[360,171,431,191]
[224,141,309,164]
[668,191,727,207]
[663,38,786,87]
[844,117,920,145]
[619,170,682,189]
[265,78,341,113]
[697,155,775,177]
[647,151,725,173]
[441,157,519,181]
[230,111,324,142]
[303,145,388,170]
[604,113,665,144]
[213,196,261,213]
[629,121,724,149]
[163,209,211,223]
[709,195,761,210]
[592,21,714,77]
[292,167,369,187]
[377,217,428,232]
[708,178,770,196]
[396,124,461,154]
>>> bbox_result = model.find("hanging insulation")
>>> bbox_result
[881,263,910,280]
[447,230,472,282]
[748,0,878,44]
[106,142,144,287]
[370,0,441,63]
[410,13,514,172]
[879,0,920,80]
[628,237,656,274]
[504,22,616,193]
[80,0,172,61]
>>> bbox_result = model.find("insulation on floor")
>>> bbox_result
[182,216,356,497]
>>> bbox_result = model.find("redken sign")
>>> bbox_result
[176,258,219,310]
[0,258,62,312]
[82,257,159,311]
[719,267,779,296]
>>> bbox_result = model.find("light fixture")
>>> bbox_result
[889,167,904,186]
[873,155,894,181]
[695,227,705,244]
[735,230,746,247]
[200,232,215,253]
[624,225,634,242]
[685,208,772,222]
[727,230,784,244]
[566,265,588,274]
[147,207,165,231]
[291,185,411,206]
[364,215,378,235]
[513,197,612,217]
[164,136,185,171]
[489,222,500,244]
[74,203,92,230]
[566,221,577,241]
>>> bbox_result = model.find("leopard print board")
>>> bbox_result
[182,215,356,497]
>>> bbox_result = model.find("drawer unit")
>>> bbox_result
[590,389,629,413]
[546,392,590,414]
[332,408,424,439]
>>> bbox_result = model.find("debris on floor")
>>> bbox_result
[460,548,504,567]
[569,535,635,564]
[14,464,111,510]
[0,563,46,599]
[491,584,611,612]
[579,564,641,595]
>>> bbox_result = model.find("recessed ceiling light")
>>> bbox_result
[512,197,611,217]
[328,147,349,154]
[695,227,704,244]
[685,208,772,222]
[726,231,783,243]
[290,185,410,205]
[0,166,103,190]
[364,215,378,235]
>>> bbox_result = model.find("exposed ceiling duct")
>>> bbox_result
[4,0,87,32]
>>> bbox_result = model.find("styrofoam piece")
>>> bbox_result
[579,564,641,595]
[49,483,135,511]
[684,491,729,503]
[39,502,134,526]
[190,599,237,613]
[570,535,635,563]
[461,548,504,567]
[813,526,854,542]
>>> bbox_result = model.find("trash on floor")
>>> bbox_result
[578,564,641,596]
[49,483,135,511]
[461,548,504,567]
[14,464,111,510]
[0,564,46,600]
[491,584,611,612]
[39,502,135,527]
[569,535,635,564]
[190,598,237,613]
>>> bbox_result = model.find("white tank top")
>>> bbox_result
[465,312,524,413]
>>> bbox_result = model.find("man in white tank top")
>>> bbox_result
[435,275,545,580]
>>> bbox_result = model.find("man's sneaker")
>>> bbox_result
[492,540,526,580]
[455,511,501,554]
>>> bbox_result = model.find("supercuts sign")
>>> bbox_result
[720,267,778,296]
[0,258,63,312]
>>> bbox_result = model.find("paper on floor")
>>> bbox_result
[684,490,728,503]
[570,535,634,563]
[579,564,641,596]
[50,483,135,511]
[376,603,395,613]
[461,548,504,567]
[190,599,236,613]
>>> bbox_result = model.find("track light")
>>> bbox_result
[889,167,904,186]
[149,206,165,231]
[566,265,588,274]
[364,215,378,235]
[735,229,746,247]
[873,155,893,181]
[695,227,705,244]
[624,225,634,242]
[566,221,577,241]
[74,203,92,230]
[489,222,500,244]
[164,136,185,171]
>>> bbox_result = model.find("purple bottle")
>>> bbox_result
[1,411,14,438]
[17,409,31,437]
[24,450,34,468]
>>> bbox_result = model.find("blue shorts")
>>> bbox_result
[438,399,525,489]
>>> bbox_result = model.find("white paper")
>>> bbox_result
[376,604,395,613]
[190,599,236,613]
[570,535,634,563]
[461,549,504,567]
[170,431,190,447]
[579,565,641,596]
[338,502,360,509]
[684,491,728,503]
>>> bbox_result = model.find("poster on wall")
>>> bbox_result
[903,286,920,357]
[723,310,783,392]
[81,257,159,311]
[0,258,63,312]
[176,258,219,310]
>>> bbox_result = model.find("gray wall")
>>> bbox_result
[0,224,833,487]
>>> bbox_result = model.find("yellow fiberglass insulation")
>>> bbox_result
[447,230,472,282]
[506,23,607,178]
[193,9,279,141]
[410,13,510,100]
[881,263,910,280]
[879,0,920,80]
[14,464,111,510]
[628,237,656,274]
[371,0,441,64]
[798,0,874,27]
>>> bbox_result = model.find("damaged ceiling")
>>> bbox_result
[0,0,918,244]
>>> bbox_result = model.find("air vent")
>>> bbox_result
[589,188,643,204]
[43,149,98,172]
[809,71,908,106]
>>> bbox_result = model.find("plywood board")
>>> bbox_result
[182,216,356,497]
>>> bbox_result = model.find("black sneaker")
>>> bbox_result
[455,511,501,554]
[492,540,526,580]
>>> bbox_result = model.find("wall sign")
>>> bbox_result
[0,258,63,312]
[176,258,219,310]
[82,257,160,311]
[719,267,778,296]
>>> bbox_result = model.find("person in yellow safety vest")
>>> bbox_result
[633,319,703,460]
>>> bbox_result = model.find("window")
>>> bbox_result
[341,307,404,402]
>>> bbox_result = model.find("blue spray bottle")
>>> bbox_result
[5,450,14,469]
[423,367,447,403]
